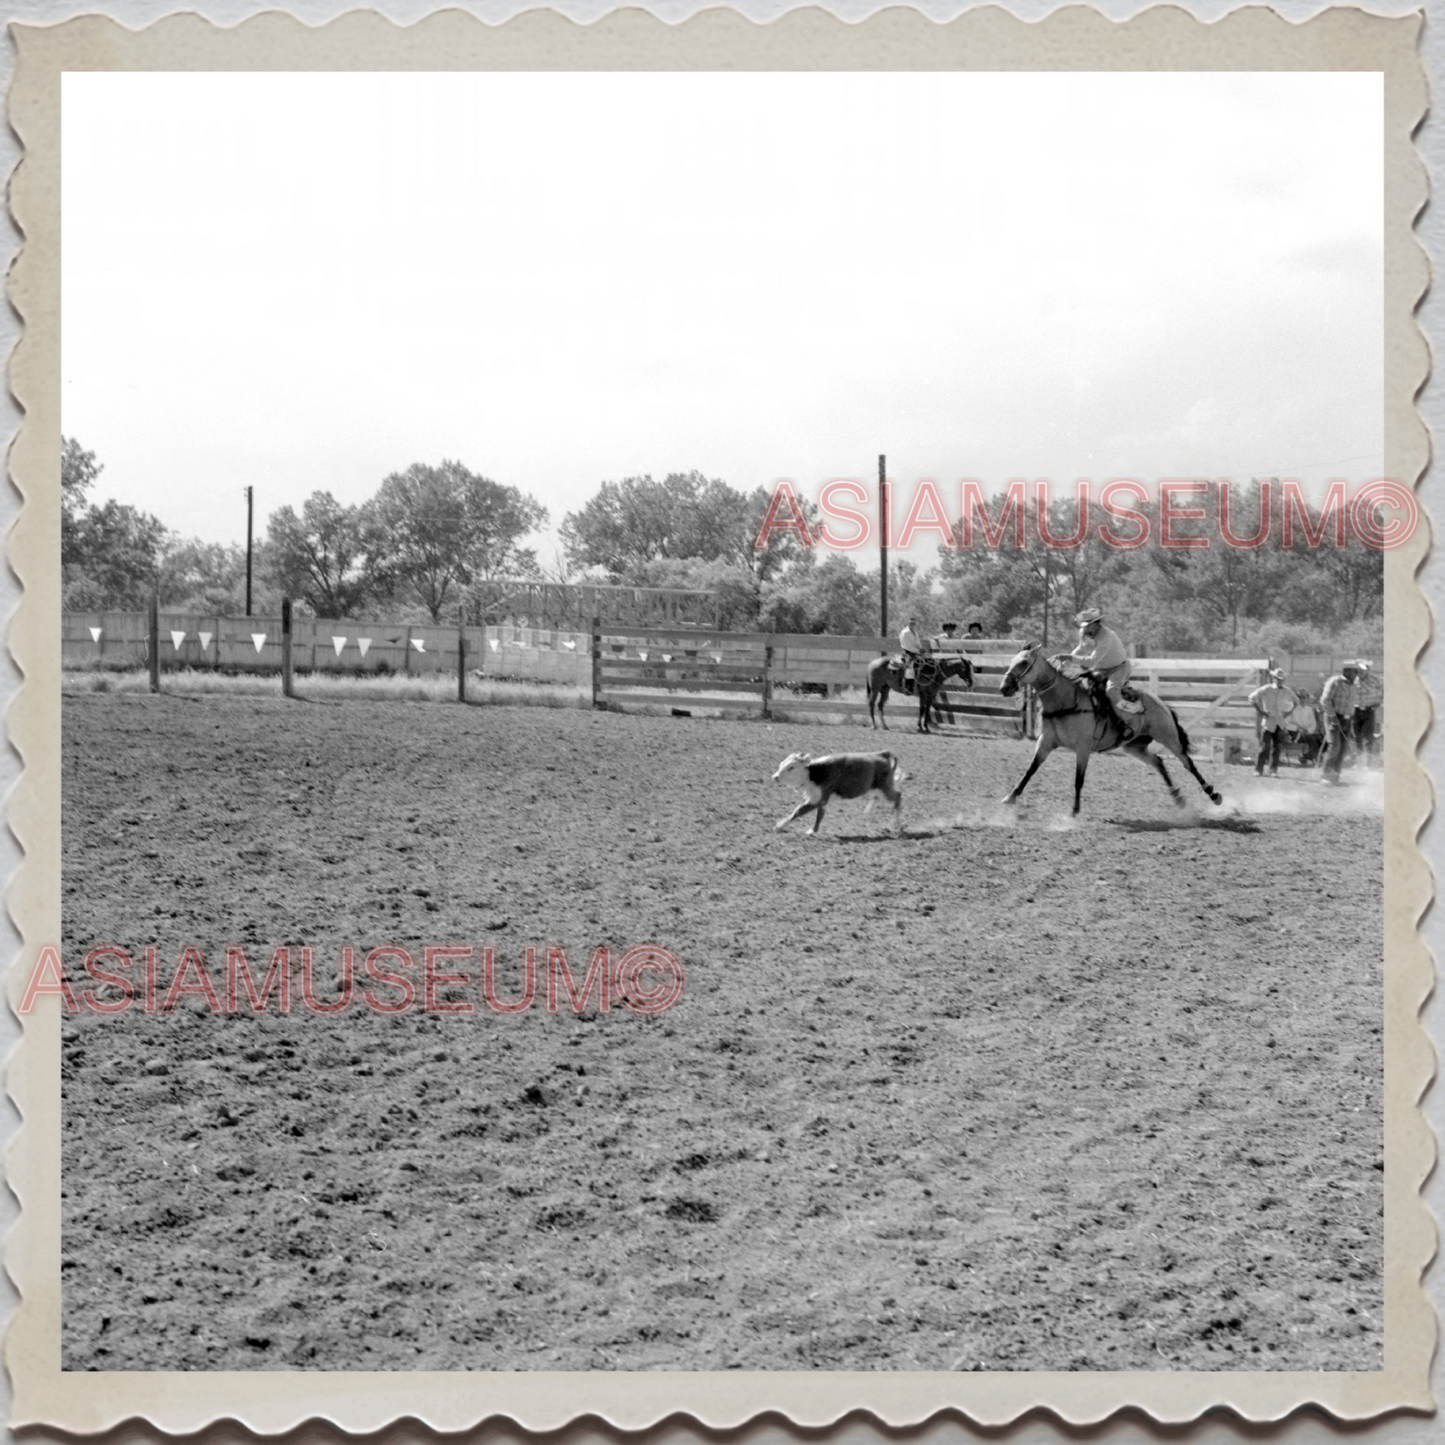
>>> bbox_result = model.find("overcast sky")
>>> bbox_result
[62,70,1383,570]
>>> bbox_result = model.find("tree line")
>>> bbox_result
[62,439,545,623]
[556,473,1384,658]
[62,437,1382,657]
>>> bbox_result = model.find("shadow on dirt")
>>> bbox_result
[1113,815,1263,835]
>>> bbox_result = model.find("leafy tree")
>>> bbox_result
[738,484,818,586]
[65,499,170,611]
[783,552,875,635]
[561,472,748,576]
[374,460,546,621]
[62,436,102,568]
[264,491,388,618]
[159,538,249,613]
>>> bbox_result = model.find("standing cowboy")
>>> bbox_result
[1320,660,1363,784]
[1351,659,1383,765]
[1248,667,1299,778]
[1069,607,1134,735]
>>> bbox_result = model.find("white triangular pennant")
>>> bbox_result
[638,650,649,661]
[712,653,722,664]
[411,638,425,653]
[89,627,102,643]
[198,632,213,650]
[663,653,673,663]
[358,638,372,657]
[489,638,499,651]
[251,633,267,653]
[562,640,576,651]
[332,636,347,656]
[170,630,187,651]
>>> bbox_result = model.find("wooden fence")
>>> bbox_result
[67,609,1339,759]
[63,611,593,687]
[590,625,1030,736]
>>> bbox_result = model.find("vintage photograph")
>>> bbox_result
[26,34,1414,1411]
[50,63,1391,1376]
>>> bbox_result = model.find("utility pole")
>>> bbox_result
[878,454,888,642]
[1042,549,1050,647]
[245,485,254,617]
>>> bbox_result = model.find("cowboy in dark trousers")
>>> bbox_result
[1320,661,1362,784]
[1249,667,1298,777]
[1351,659,1383,766]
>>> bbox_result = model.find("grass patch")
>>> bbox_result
[61,668,590,709]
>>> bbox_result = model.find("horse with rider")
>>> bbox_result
[998,607,1222,814]
[866,617,974,734]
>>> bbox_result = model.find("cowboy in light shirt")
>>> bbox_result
[1069,607,1134,732]
[899,616,929,689]
[1351,659,1383,764]
[1248,667,1298,778]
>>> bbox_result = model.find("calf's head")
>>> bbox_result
[772,752,813,786]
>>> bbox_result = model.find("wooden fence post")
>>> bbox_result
[458,619,467,703]
[762,643,773,720]
[591,616,602,709]
[281,596,293,698]
[147,593,159,694]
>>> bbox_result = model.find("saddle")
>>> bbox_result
[1051,656,1142,716]
[1076,669,1144,718]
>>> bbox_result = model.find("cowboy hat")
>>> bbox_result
[1353,659,1372,671]
[1268,667,1286,681]
[1342,660,1363,674]
[1074,607,1103,626]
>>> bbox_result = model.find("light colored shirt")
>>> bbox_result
[1248,682,1298,732]
[1321,673,1356,719]
[900,626,923,653]
[1353,672,1383,709]
[1287,701,1319,736]
[1070,624,1128,674]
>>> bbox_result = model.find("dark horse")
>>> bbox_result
[866,654,975,734]
[998,645,1222,814]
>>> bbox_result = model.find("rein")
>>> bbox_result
[1024,655,1092,718]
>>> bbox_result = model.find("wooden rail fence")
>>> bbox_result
[67,608,1343,759]
[589,623,1030,736]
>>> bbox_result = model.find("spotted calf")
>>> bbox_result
[772,751,902,836]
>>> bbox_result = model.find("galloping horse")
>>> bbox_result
[866,654,975,734]
[998,645,1222,814]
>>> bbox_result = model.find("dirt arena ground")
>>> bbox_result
[59,692,1383,1372]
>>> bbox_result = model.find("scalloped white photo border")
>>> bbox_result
[3,5,1432,1434]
